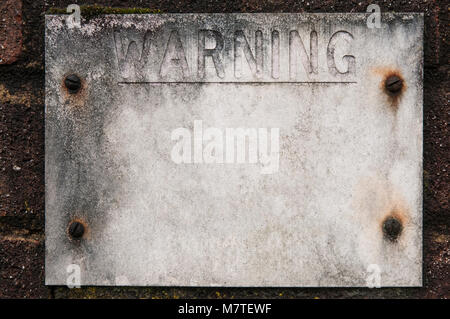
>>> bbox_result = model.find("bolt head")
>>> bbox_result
[385,75,403,94]
[68,221,85,239]
[382,217,402,242]
[64,74,81,94]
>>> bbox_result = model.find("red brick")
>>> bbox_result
[0,236,51,298]
[0,0,22,64]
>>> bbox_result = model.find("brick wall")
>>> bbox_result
[0,0,448,298]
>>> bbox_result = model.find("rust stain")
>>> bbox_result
[66,217,90,241]
[381,210,405,242]
[371,66,407,111]
[60,73,88,109]
[382,207,408,226]
[378,191,411,243]
[352,175,411,244]
[376,196,410,240]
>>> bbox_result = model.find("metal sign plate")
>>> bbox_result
[45,13,423,286]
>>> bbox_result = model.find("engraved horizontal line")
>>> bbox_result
[117,81,358,84]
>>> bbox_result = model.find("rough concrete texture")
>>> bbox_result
[45,13,423,287]
[0,235,49,298]
[0,0,448,298]
[0,0,23,64]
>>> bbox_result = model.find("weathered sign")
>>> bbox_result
[45,13,423,286]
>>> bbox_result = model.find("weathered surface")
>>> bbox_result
[45,13,423,287]
[0,0,448,298]
[0,0,23,64]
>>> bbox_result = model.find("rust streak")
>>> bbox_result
[371,67,407,112]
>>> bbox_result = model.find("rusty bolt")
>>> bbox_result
[385,75,403,94]
[68,221,85,239]
[382,216,402,242]
[64,74,81,94]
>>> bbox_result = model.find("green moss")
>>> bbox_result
[47,5,161,21]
